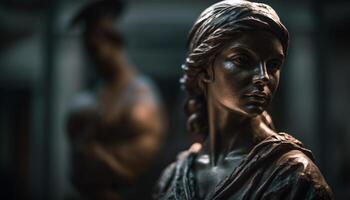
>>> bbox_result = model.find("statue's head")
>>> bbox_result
[71,0,126,80]
[83,20,125,79]
[181,0,289,135]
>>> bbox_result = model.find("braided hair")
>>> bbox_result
[180,0,289,136]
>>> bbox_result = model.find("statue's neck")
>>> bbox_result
[93,48,135,88]
[103,64,135,91]
[206,95,266,166]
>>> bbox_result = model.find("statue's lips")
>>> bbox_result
[243,92,269,105]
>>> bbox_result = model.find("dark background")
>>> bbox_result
[0,0,349,199]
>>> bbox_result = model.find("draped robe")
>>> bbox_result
[154,133,333,200]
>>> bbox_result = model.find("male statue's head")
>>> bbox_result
[71,0,126,80]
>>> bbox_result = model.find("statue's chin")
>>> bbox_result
[214,98,267,119]
[243,104,265,116]
[216,101,261,118]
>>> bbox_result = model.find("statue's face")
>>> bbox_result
[87,32,122,71]
[209,30,285,117]
[85,16,124,79]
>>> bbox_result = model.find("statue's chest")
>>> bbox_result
[193,155,244,199]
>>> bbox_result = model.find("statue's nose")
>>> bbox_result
[253,62,269,85]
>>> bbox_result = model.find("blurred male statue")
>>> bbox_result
[66,1,165,199]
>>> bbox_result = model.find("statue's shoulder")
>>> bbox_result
[67,91,97,115]
[153,162,177,198]
[154,150,192,189]
[65,91,99,137]
[154,143,202,199]
[276,149,324,180]
[127,75,162,104]
[268,132,326,183]
[261,133,334,199]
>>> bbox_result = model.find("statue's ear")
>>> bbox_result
[202,65,214,83]
[198,64,214,94]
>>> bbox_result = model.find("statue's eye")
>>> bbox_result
[230,54,250,67]
[267,59,282,71]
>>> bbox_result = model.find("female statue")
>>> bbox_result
[154,0,333,199]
